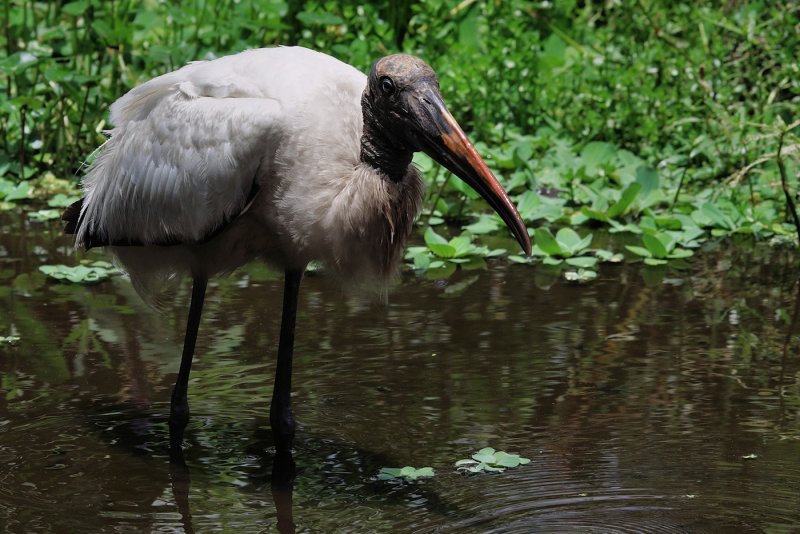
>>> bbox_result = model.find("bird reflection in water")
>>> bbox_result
[167,442,297,533]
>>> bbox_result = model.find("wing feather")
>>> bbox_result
[76,57,284,246]
[74,46,366,249]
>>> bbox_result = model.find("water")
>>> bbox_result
[1,211,799,532]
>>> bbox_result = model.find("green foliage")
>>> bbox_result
[626,233,694,266]
[2,1,798,281]
[0,178,33,204]
[455,447,531,474]
[532,227,596,267]
[405,227,505,277]
[39,260,117,284]
[377,466,435,481]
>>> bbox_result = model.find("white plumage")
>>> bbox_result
[65,46,530,453]
[76,47,423,291]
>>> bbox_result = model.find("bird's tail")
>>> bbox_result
[62,197,84,235]
[62,197,110,248]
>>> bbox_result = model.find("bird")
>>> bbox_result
[62,46,531,454]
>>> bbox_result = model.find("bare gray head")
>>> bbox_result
[360,55,439,180]
[359,54,532,255]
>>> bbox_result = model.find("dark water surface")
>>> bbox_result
[1,212,799,533]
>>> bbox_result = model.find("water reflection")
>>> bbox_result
[1,212,800,531]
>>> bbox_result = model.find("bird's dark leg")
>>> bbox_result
[270,268,303,454]
[169,276,207,453]
[271,446,296,534]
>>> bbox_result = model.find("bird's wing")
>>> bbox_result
[75,47,359,247]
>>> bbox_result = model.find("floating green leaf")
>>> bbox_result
[456,447,530,474]
[39,261,117,284]
[378,466,435,481]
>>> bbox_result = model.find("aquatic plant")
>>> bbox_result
[377,466,435,481]
[39,260,117,284]
[455,447,531,474]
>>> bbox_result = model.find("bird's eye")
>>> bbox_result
[379,76,396,95]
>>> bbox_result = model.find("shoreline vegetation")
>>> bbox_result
[1,1,798,277]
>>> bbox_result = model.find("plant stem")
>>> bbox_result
[671,167,688,208]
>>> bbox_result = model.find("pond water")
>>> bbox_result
[1,211,799,532]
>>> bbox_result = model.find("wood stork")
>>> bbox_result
[62,46,531,453]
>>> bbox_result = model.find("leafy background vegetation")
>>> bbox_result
[1,0,798,277]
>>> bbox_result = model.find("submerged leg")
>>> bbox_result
[169,276,208,452]
[270,268,303,453]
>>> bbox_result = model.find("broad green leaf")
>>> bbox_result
[701,203,735,231]
[413,253,431,270]
[556,227,592,255]
[494,452,522,468]
[533,228,562,256]
[2,181,33,202]
[48,193,80,208]
[625,245,652,258]
[644,257,668,266]
[472,448,497,463]
[607,182,642,218]
[654,215,682,230]
[635,166,660,199]
[399,466,417,477]
[414,467,435,478]
[425,227,456,258]
[642,234,668,259]
[449,236,474,258]
[655,232,676,253]
[378,466,433,480]
[581,141,617,176]
[639,216,659,234]
[424,227,448,246]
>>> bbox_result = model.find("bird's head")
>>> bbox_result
[362,54,531,255]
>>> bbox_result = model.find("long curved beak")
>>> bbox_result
[412,88,531,255]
